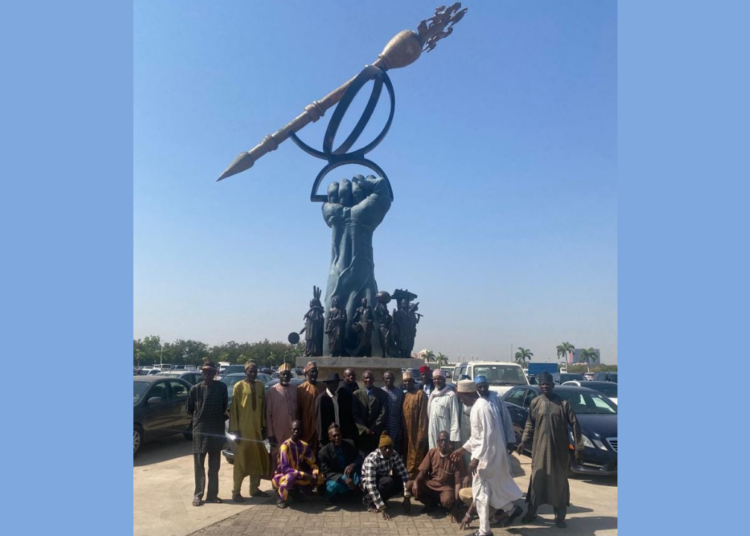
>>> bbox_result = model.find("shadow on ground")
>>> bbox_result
[134,433,194,467]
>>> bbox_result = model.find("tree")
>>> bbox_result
[435,352,449,367]
[579,348,598,373]
[514,347,533,366]
[556,342,575,364]
[418,349,436,362]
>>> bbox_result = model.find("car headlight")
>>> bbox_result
[582,435,595,448]
[592,438,608,451]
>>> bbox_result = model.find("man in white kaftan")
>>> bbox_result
[452,380,522,536]
[427,369,461,449]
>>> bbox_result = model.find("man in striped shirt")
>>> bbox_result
[361,432,413,521]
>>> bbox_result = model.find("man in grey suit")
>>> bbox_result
[352,370,388,455]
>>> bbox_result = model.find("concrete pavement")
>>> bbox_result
[134,434,617,536]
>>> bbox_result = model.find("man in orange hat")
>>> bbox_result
[361,432,413,521]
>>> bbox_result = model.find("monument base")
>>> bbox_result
[295,356,424,387]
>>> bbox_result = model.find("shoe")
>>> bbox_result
[232,493,245,503]
[556,518,567,529]
[251,490,270,498]
[277,500,288,509]
[192,498,202,507]
[521,512,537,523]
[205,497,223,504]
[502,506,523,527]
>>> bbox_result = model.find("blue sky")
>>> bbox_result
[134,0,617,363]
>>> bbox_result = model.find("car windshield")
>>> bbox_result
[134,382,149,404]
[561,374,585,382]
[473,365,526,385]
[590,383,617,398]
[220,375,245,389]
[556,390,617,414]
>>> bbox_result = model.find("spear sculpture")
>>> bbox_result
[217,3,468,182]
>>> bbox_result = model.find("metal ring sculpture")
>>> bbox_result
[289,65,396,203]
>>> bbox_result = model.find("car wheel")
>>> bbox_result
[134,425,144,457]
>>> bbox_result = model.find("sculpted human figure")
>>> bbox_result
[325,296,348,357]
[322,175,391,353]
[392,299,416,358]
[374,292,393,358]
[303,286,325,357]
[351,298,375,357]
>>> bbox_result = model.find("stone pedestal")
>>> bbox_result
[296,356,424,387]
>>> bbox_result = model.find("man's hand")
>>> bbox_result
[516,443,525,456]
[365,428,375,435]
[411,479,420,501]
[575,449,584,465]
[459,514,472,530]
[232,432,241,443]
[402,497,411,515]
[344,477,355,490]
[450,448,466,463]
[381,509,391,521]
[469,458,479,476]
[344,464,355,477]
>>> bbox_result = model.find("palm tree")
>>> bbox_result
[556,342,575,365]
[435,352,449,367]
[579,348,597,373]
[514,347,533,366]
[418,349,436,363]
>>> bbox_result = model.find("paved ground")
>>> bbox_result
[134,435,617,536]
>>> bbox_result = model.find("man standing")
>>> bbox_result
[427,369,460,449]
[420,365,435,396]
[318,424,363,502]
[381,371,404,452]
[271,420,324,509]
[336,368,358,441]
[266,363,298,474]
[452,380,523,535]
[401,370,429,478]
[229,362,270,502]
[187,360,229,507]
[352,370,388,455]
[298,361,325,452]
[362,432,413,520]
[518,371,584,528]
[409,430,470,522]
[474,376,518,454]
[315,373,342,447]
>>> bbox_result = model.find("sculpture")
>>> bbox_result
[350,298,375,357]
[391,289,421,357]
[325,296,348,357]
[374,291,393,358]
[303,286,325,357]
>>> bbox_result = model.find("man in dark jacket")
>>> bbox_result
[352,370,388,455]
[319,424,363,501]
[336,369,358,441]
[315,373,342,447]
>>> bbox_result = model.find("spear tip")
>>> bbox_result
[217,152,255,181]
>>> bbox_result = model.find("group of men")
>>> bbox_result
[187,360,584,534]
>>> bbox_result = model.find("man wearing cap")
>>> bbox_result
[229,361,270,502]
[266,364,298,473]
[361,432,413,520]
[474,375,517,455]
[353,370,388,455]
[187,360,229,507]
[315,373,343,447]
[318,423,363,502]
[420,365,435,396]
[452,380,523,535]
[298,361,325,452]
[517,371,584,528]
[427,369,460,450]
[381,371,404,452]
[271,420,324,508]
[401,370,429,478]
[408,430,470,522]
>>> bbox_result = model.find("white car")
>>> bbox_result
[452,361,529,396]
[562,380,617,405]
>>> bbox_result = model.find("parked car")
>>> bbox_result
[593,372,618,383]
[216,364,245,378]
[563,380,617,405]
[133,376,193,457]
[452,361,529,395]
[502,385,617,476]
[553,372,585,384]
[583,372,595,381]
[156,370,204,386]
